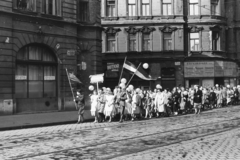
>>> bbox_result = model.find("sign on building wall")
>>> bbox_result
[106,63,119,78]
[67,50,76,56]
[44,76,56,80]
[223,61,237,77]
[184,62,214,77]
[185,61,238,78]
[15,75,27,80]
[214,61,224,77]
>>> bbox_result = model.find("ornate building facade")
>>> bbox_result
[0,0,102,115]
[101,0,240,90]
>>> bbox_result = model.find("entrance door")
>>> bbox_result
[189,79,200,88]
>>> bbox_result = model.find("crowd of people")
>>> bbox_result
[76,84,240,123]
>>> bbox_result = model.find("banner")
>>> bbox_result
[90,74,104,83]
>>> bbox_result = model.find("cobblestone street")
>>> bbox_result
[1,106,240,160]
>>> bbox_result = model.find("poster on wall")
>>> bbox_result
[184,62,214,78]
[106,63,119,78]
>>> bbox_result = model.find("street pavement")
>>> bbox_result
[1,106,240,160]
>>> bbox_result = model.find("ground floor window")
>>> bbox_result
[15,44,57,98]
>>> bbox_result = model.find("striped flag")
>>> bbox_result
[123,60,156,81]
[69,73,82,83]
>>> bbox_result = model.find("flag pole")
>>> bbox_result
[65,68,78,110]
[118,56,127,85]
[126,63,142,87]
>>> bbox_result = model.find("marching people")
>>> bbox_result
[172,87,180,115]
[215,86,223,108]
[131,89,141,121]
[104,88,115,122]
[85,82,240,124]
[90,90,98,123]
[74,90,85,124]
[97,89,106,123]
[124,88,133,120]
[193,86,202,114]
[119,87,127,123]
[144,92,152,118]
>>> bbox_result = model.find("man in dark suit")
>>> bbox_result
[119,87,127,123]
[194,85,202,114]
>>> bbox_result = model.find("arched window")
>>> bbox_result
[15,44,57,98]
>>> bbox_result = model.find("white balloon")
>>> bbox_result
[121,78,127,84]
[156,84,162,89]
[119,83,126,89]
[143,63,149,69]
[89,85,94,91]
[129,85,134,90]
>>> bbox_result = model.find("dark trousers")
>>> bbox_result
[119,105,125,121]
[98,112,105,122]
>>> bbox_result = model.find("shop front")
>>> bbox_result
[104,61,182,90]
[184,61,238,88]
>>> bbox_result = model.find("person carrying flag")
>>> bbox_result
[74,89,85,123]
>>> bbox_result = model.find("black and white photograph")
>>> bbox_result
[0,0,240,159]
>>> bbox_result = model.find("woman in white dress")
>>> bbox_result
[124,88,132,120]
[104,90,115,122]
[90,90,98,123]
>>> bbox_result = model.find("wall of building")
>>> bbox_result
[101,0,240,89]
[0,0,102,115]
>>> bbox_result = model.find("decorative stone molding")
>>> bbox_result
[124,27,139,34]
[159,26,178,33]
[138,26,156,33]
[104,27,121,34]
[187,26,204,32]
[210,25,222,31]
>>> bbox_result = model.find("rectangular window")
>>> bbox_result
[212,31,220,51]
[162,0,172,15]
[107,0,116,17]
[190,33,199,51]
[42,0,62,16]
[143,33,150,51]
[44,66,56,97]
[128,0,136,16]
[163,33,172,50]
[211,0,218,15]
[29,65,43,98]
[107,34,116,52]
[15,64,28,98]
[78,0,89,22]
[14,0,36,12]
[189,0,199,15]
[129,34,137,51]
[142,0,150,16]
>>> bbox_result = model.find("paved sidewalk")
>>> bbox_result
[0,110,92,131]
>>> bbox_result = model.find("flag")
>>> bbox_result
[123,60,138,73]
[69,73,82,83]
[123,60,156,81]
